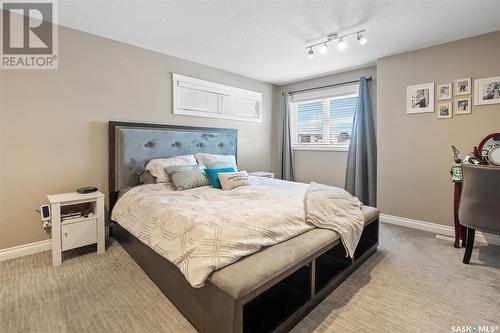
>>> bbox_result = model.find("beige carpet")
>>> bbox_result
[1,224,499,333]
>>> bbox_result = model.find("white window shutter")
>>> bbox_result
[173,73,262,122]
[291,83,359,151]
[178,86,220,113]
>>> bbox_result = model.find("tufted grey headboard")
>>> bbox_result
[109,121,237,209]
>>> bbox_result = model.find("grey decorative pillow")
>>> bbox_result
[164,165,211,191]
[204,161,238,171]
[145,154,197,183]
[218,171,251,191]
[138,170,156,184]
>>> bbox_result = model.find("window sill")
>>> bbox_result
[292,145,349,152]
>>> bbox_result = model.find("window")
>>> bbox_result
[173,73,262,122]
[290,83,358,151]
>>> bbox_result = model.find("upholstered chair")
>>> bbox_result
[458,164,500,264]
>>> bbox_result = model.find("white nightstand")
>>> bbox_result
[47,191,105,266]
[248,171,275,178]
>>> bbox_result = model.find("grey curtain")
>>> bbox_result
[345,77,377,206]
[281,91,294,181]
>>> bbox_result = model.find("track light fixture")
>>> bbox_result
[305,29,367,58]
[307,48,314,59]
[357,32,367,45]
[338,38,346,50]
[318,43,328,54]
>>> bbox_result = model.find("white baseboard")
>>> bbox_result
[380,213,500,246]
[0,226,110,262]
[1,220,496,262]
[0,239,52,262]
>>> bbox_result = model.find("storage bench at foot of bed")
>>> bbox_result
[240,215,379,333]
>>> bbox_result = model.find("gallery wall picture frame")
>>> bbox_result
[437,83,452,100]
[474,76,500,106]
[407,82,435,114]
[437,101,452,119]
[455,97,471,115]
[455,78,471,96]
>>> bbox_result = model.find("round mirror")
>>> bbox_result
[475,133,500,165]
[488,146,500,166]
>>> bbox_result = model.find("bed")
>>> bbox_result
[109,121,379,333]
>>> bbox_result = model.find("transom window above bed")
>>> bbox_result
[290,83,359,151]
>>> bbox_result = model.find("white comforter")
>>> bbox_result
[112,177,314,287]
[112,177,363,288]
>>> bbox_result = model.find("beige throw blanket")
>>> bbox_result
[304,182,364,258]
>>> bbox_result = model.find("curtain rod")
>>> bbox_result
[284,76,372,95]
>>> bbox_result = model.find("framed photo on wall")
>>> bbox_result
[474,76,500,106]
[437,83,452,100]
[455,97,471,115]
[407,82,435,114]
[437,102,452,119]
[455,78,471,95]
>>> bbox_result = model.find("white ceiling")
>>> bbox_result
[58,0,500,85]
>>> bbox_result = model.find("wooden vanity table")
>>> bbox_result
[452,179,465,248]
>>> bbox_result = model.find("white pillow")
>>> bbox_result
[145,155,197,183]
[218,171,250,191]
[195,153,236,166]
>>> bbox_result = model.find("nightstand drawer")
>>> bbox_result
[61,219,97,251]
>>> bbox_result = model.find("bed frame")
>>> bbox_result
[109,121,379,333]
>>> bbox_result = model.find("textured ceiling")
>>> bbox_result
[58,0,500,85]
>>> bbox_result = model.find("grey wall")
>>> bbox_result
[0,26,275,249]
[377,31,500,226]
[277,66,377,187]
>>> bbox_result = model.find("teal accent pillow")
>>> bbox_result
[164,165,210,191]
[204,162,238,171]
[204,167,236,189]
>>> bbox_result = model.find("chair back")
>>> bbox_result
[458,164,500,234]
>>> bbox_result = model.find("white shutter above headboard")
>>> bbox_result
[172,73,262,122]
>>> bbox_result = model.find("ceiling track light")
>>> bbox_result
[318,42,328,54]
[307,48,314,59]
[338,38,346,50]
[305,29,367,58]
[357,32,367,45]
